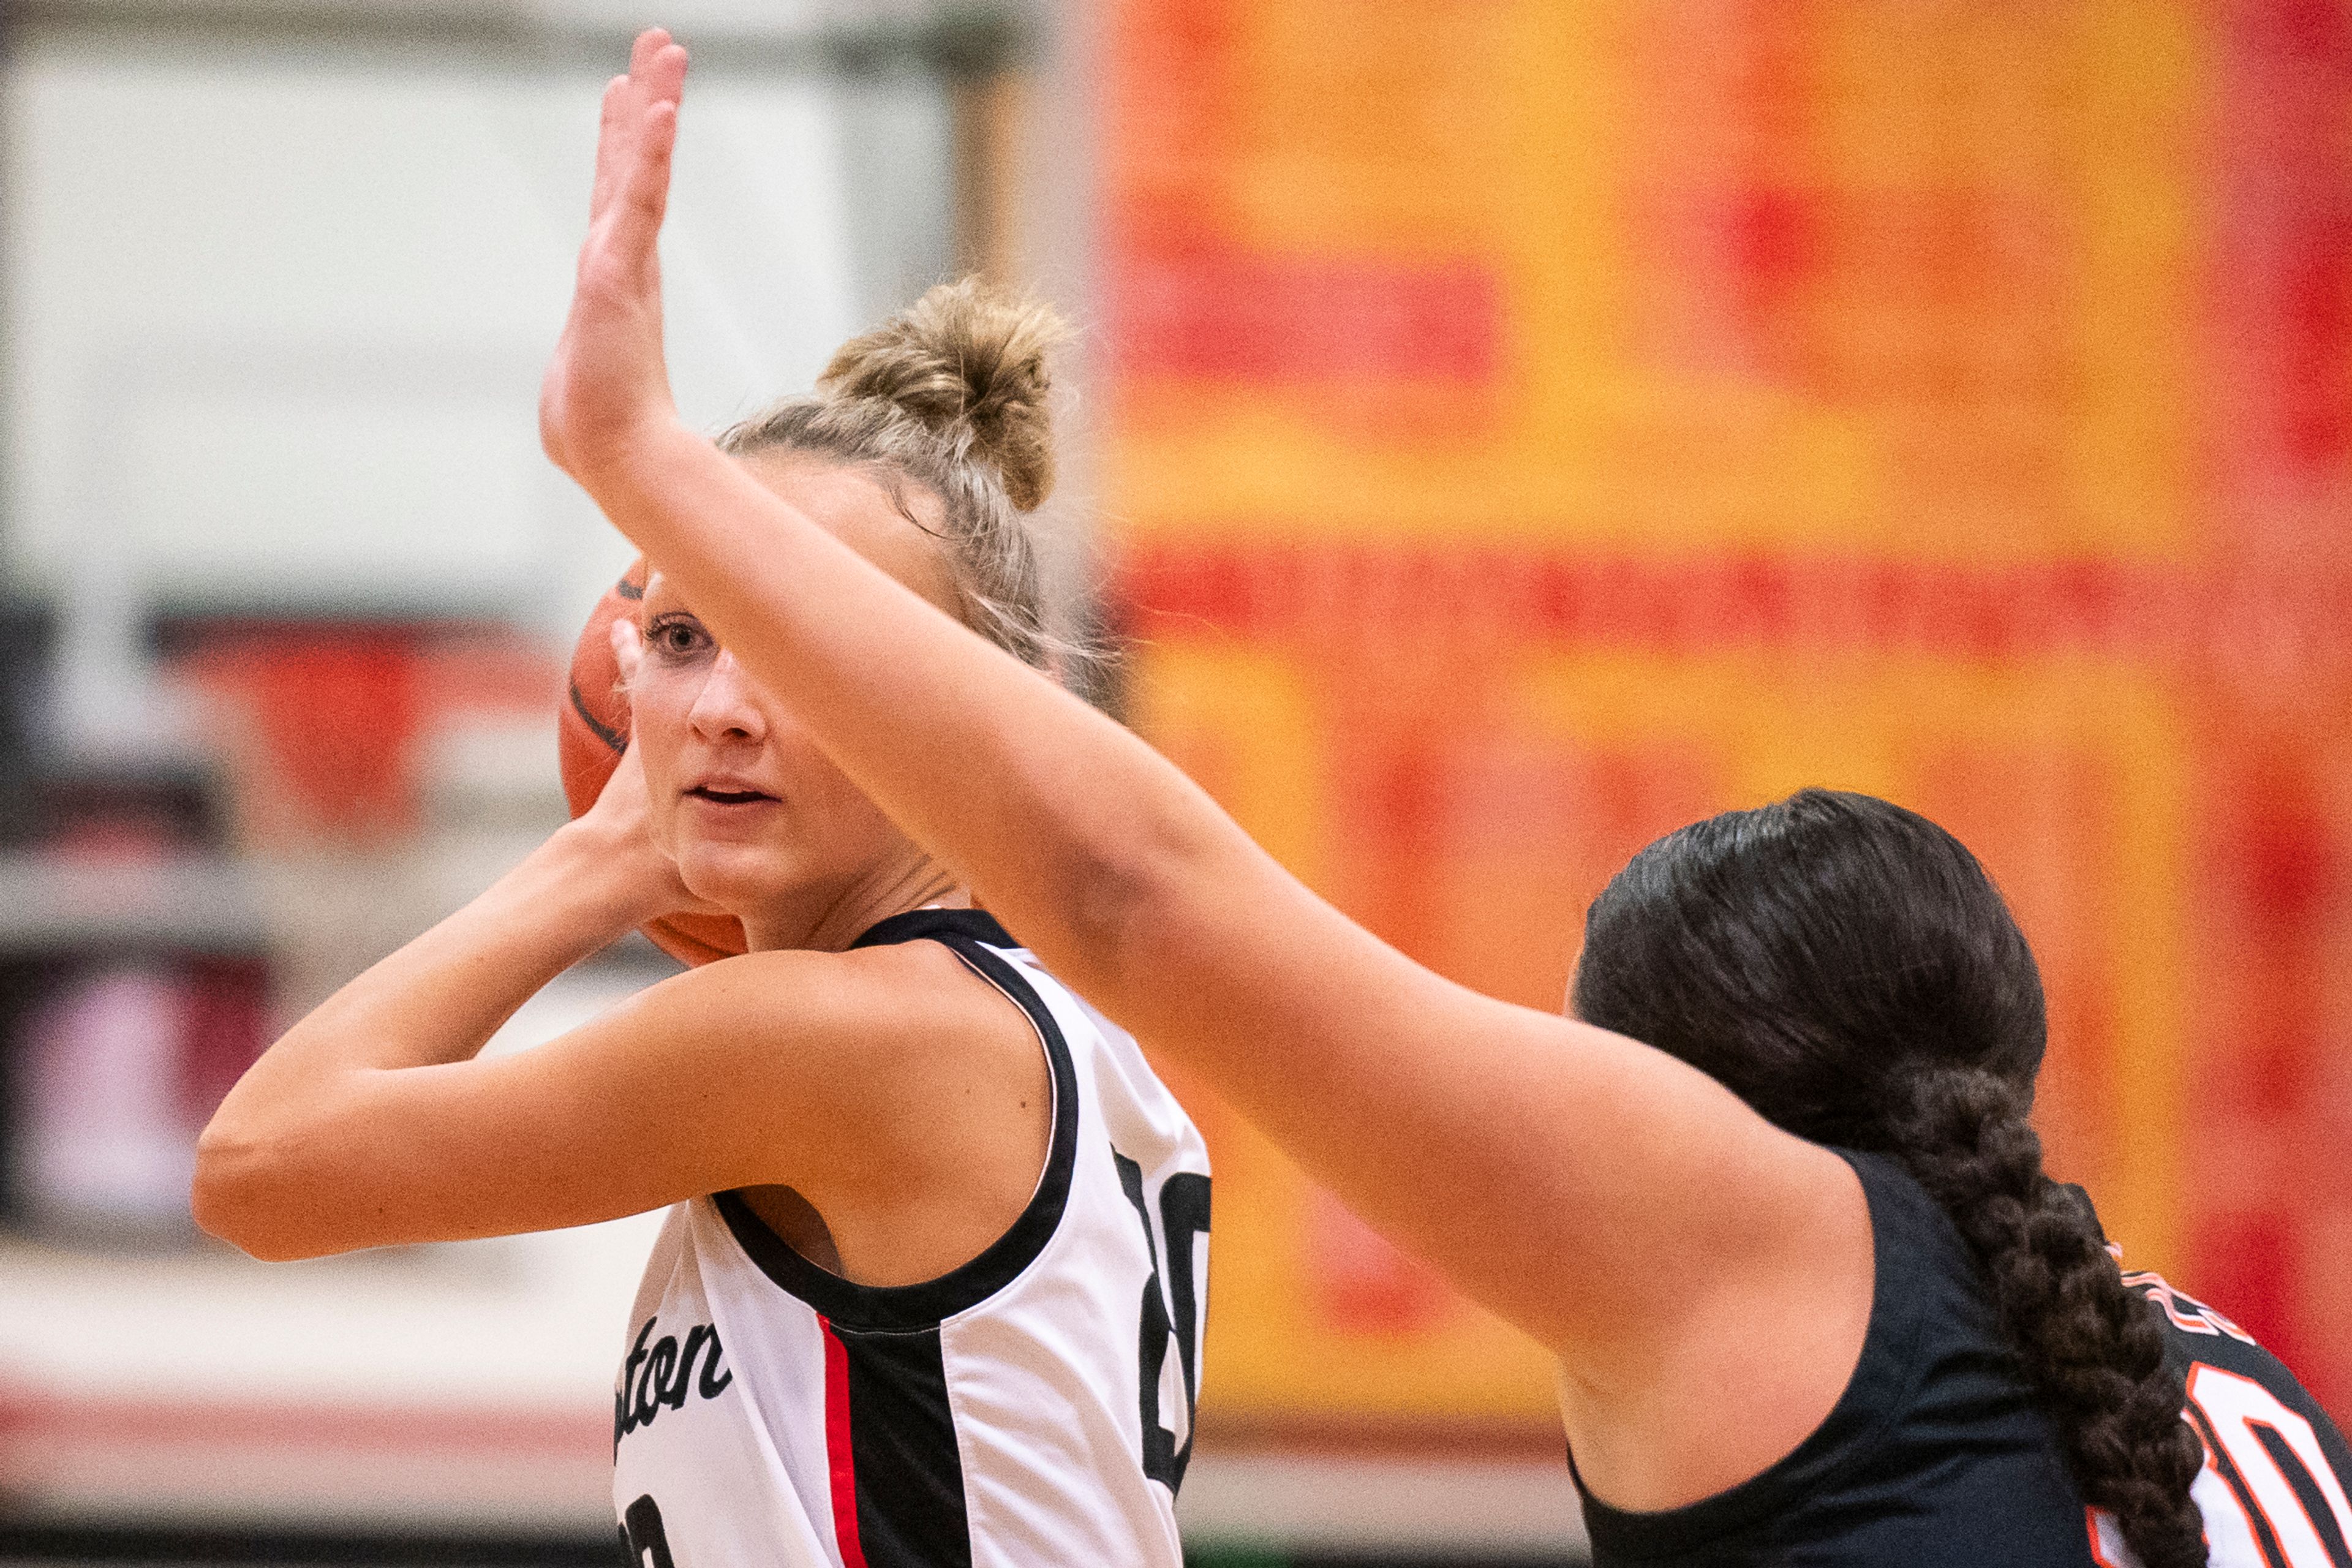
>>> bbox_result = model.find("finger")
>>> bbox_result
[589,74,630,219]
[639,39,688,113]
[609,615,644,684]
[592,31,671,223]
[629,27,672,81]
[609,96,682,261]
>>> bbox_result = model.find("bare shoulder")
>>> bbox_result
[627,940,1035,1054]
[611,938,1050,1197]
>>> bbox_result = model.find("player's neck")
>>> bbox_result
[741,855,968,954]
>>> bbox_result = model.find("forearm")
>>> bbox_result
[201,823,647,1158]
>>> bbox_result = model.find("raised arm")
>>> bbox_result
[543,34,1867,1447]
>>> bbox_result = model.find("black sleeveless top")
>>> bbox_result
[1570,1150,2352,1566]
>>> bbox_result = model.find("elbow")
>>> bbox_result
[188,1123,271,1255]
[190,1123,329,1262]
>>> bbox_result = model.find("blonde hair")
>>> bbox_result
[719,278,1081,678]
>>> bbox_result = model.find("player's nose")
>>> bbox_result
[687,650,769,744]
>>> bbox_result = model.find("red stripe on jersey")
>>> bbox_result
[820,1316,869,1568]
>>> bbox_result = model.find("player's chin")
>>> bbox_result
[673,843,802,918]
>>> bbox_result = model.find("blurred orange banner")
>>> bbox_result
[1099,0,2352,1440]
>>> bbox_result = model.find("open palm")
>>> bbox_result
[540,29,690,485]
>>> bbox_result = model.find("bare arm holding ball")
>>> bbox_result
[193,712,997,1259]
[197,523,1049,1272]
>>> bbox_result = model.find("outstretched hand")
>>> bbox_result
[540,29,690,486]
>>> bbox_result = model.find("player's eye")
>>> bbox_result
[646,616,710,659]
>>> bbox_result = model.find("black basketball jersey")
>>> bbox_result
[1569,1150,2352,1567]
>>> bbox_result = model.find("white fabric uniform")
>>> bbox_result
[611,910,1211,1568]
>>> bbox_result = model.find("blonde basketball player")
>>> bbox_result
[537,29,2351,1568]
[197,205,1207,1568]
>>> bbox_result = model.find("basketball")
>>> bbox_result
[557,556,749,967]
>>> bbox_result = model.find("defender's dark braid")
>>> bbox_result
[1575,791,2217,1561]
[1888,1067,2207,1568]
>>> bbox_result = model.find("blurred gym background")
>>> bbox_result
[1,1,2345,1564]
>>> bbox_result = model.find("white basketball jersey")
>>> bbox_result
[611,910,1211,1568]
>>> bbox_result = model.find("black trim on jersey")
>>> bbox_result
[832,1322,974,1568]
[712,908,1080,1333]
[849,907,1021,953]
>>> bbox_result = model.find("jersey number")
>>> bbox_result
[2184,1364,2352,1568]
[619,1493,676,1568]
[1118,1153,1210,1494]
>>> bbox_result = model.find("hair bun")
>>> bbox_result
[816,277,1069,512]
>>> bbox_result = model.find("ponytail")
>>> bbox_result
[1889,1068,2206,1568]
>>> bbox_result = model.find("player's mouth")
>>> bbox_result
[684,782,779,807]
